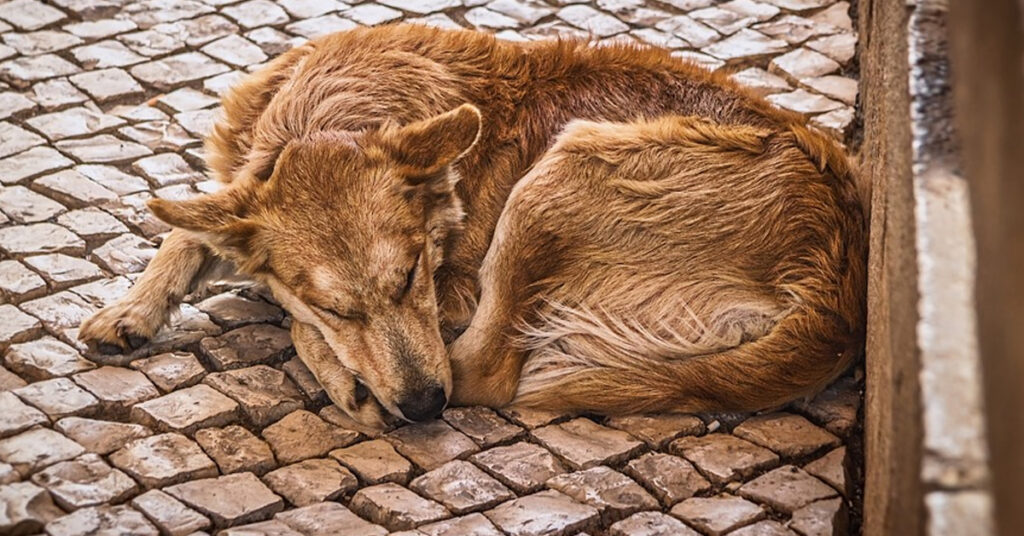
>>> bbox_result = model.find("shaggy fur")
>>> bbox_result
[79,24,866,426]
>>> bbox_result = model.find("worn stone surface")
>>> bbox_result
[738,465,837,514]
[485,489,600,536]
[165,472,284,528]
[29,453,137,510]
[670,495,766,536]
[0,481,64,535]
[46,504,159,536]
[131,384,239,434]
[0,1,864,532]
[471,441,568,494]
[330,439,414,485]
[131,489,211,536]
[789,497,847,536]
[350,482,451,531]
[532,418,644,470]
[109,433,218,489]
[262,409,360,464]
[733,413,841,459]
[671,433,780,485]
[195,424,276,476]
[625,452,711,506]
[547,466,659,523]
[386,419,479,471]
[411,460,514,515]
[262,458,358,506]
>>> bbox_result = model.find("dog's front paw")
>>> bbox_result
[448,339,518,408]
[78,299,165,355]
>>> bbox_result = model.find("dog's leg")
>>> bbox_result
[291,321,391,430]
[79,229,213,353]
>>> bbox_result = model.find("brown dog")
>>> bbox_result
[79,24,866,428]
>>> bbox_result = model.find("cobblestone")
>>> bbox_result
[0,1,863,533]
[350,482,451,531]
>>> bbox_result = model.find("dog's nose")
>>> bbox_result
[397,383,447,422]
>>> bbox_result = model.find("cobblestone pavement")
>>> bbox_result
[0,1,862,535]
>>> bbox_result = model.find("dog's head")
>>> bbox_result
[149,104,482,424]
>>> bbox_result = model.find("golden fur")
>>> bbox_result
[79,25,866,426]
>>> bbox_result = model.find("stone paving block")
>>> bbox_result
[558,5,629,36]
[547,465,659,524]
[386,419,480,471]
[72,38,150,70]
[416,512,504,536]
[223,0,290,29]
[55,417,153,455]
[34,169,119,208]
[671,494,766,536]
[0,391,48,438]
[57,208,130,245]
[2,55,82,89]
[203,365,304,427]
[0,223,85,257]
[30,453,138,510]
[119,29,185,57]
[442,406,522,448]
[202,34,268,67]
[702,28,788,62]
[46,504,159,536]
[64,19,139,40]
[789,496,847,536]
[0,427,85,477]
[733,413,841,460]
[465,7,521,30]
[754,14,837,45]
[76,164,150,195]
[670,433,780,485]
[26,106,127,142]
[131,489,212,536]
[68,68,145,103]
[30,78,88,111]
[0,260,46,302]
[806,32,856,66]
[738,465,837,514]
[350,482,451,531]
[132,153,204,187]
[411,460,514,515]
[196,293,285,330]
[498,406,568,429]
[605,414,705,449]
[166,472,284,529]
[262,410,359,464]
[0,91,33,120]
[72,366,160,415]
[0,305,44,350]
[792,376,860,437]
[280,357,327,404]
[0,146,73,185]
[0,481,65,535]
[120,120,199,151]
[131,351,207,393]
[330,438,414,485]
[13,377,99,419]
[262,458,357,506]
[731,520,799,535]
[131,384,240,435]
[1,462,19,484]
[152,14,241,48]
[0,0,65,30]
[110,433,218,489]
[770,47,840,83]
[803,446,849,497]
[470,441,567,495]
[221,519,302,535]
[0,365,28,391]
[484,489,599,536]
[68,276,132,308]
[624,452,711,506]
[56,134,153,164]
[0,123,45,160]
[0,185,67,223]
[136,303,221,359]
[285,15,358,39]
[608,511,701,536]
[199,324,293,371]
[91,233,157,275]
[531,418,644,470]
[195,425,276,476]
[275,501,388,536]
[20,292,97,335]
[345,4,403,26]
[174,108,222,137]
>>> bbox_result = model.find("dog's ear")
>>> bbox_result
[386,104,482,177]
[148,190,260,259]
